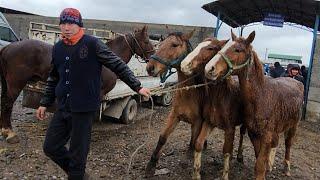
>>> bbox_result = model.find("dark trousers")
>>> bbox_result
[43,110,95,180]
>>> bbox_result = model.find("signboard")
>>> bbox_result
[263,13,284,27]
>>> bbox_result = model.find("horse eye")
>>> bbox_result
[234,48,242,53]
[172,43,179,47]
[207,46,218,51]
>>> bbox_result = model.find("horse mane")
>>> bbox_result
[203,37,215,42]
[168,32,184,37]
[250,48,265,83]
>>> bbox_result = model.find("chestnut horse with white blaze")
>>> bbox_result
[205,31,304,180]
[181,37,246,180]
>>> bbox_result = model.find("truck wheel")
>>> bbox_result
[158,92,173,106]
[120,98,137,124]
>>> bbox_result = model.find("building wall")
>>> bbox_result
[4,14,214,47]
[306,35,320,122]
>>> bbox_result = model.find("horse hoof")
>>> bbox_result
[203,140,208,150]
[188,143,195,151]
[285,171,291,177]
[192,173,201,180]
[236,155,244,163]
[283,160,291,177]
[145,160,156,177]
[222,173,229,180]
[6,135,19,144]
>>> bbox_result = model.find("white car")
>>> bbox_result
[0,12,19,47]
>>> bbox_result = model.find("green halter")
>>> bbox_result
[151,40,193,83]
[218,51,252,80]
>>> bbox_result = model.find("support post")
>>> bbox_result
[303,14,319,119]
[240,26,244,37]
[214,11,221,38]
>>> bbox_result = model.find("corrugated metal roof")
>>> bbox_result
[268,53,302,61]
[202,0,320,29]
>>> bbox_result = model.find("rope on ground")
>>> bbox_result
[126,96,154,179]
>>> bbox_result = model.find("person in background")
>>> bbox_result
[301,65,308,82]
[269,61,285,78]
[281,63,305,85]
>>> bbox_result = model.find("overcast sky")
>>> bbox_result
[0,0,314,65]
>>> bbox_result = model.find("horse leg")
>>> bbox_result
[268,133,279,172]
[237,124,246,163]
[284,125,297,177]
[190,118,202,150]
[0,78,22,144]
[255,132,272,180]
[222,128,235,180]
[248,131,261,158]
[193,120,213,180]
[145,111,179,177]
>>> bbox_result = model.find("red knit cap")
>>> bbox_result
[59,8,83,27]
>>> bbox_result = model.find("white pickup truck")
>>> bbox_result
[22,22,176,124]
[0,12,19,47]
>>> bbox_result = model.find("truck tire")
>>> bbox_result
[157,92,173,106]
[120,98,137,124]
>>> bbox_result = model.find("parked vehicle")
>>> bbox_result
[0,12,19,47]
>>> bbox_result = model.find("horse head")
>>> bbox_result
[130,25,155,60]
[181,37,228,76]
[146,30,195,80]
[205,30,255,81]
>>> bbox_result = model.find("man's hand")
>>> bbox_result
[138,87,151,100]
[36,106,47,121]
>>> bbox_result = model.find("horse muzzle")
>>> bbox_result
[205,66,218,81]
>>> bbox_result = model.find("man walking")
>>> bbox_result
[36,8,150,179]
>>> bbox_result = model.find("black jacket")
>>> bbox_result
[40,35,142,112]
[269,66,285,78]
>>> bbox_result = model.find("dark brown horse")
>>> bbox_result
[0,26,154,143]
[180,37,245,180]
[205,31,304,180]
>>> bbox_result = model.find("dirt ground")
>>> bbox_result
[0,96,319,180]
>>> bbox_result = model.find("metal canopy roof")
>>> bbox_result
[202,0,320,29]
[0,7,38,16]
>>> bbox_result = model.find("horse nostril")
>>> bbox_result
[209,67,215,74]
[147,65,155,74]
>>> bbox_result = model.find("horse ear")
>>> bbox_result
[142,25,148,34]
[219,39,229,46]
[134,27,139,33]
[165,25,171,34]
[231,30,237,41]
[182,29,195,41]
[246,31,255,45]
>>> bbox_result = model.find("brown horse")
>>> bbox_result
[180,37,246,180]
[145,31,201,177]
[0,25,154,143]
[205,31,304,180]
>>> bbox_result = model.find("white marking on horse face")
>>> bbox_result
[181,41,211,74]
[205,40,235,78]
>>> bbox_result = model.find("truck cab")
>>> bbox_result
[0,12,19,47]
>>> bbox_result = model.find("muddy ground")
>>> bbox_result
[0,96,319,180]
